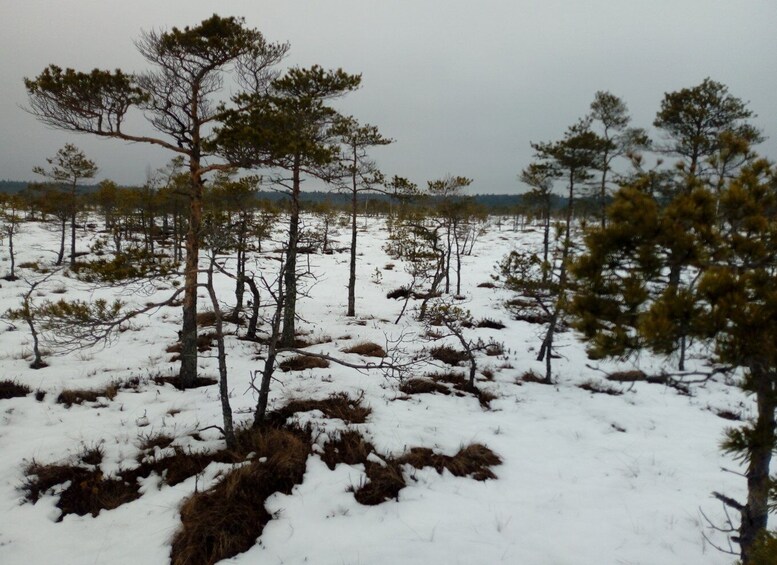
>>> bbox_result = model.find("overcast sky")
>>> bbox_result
[1,0,775,194]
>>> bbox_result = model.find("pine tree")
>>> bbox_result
[24,15,289,388]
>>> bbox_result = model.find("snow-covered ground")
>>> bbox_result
[0,215,751,564]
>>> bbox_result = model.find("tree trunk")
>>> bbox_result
[254,272,284,426]
[245,275,261,340]
[206,261,236,449]
[27,315,45,369]
[454,223,462,296]
[281,157,301,347]
[8,229,15,279]
[55,217,65,266]
[739,366,776,564]
[444,224,452,294]
[178,171,202,388]
[537,175,575,383]
[232,216,247,320]
[347,176,357,317]
[69,182,77,266]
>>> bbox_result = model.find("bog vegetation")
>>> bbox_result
[0,14,774,565]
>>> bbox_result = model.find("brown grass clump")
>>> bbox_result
[399,378,451,396]
[292,334,333,348]
[321,430,375,471]
[354,461,406,505]
[606,370,647,382]
[468,386,498,409]
[353,442,502,505]
[57,384,118,407]
[269,392,371,424]
[400,444,501,481]
[167,332,218,358]
[57,473,140,517]
[278,354,330,372]
[170,428,311,565]
[152,375,218,390]
[429,345,469,366]
[476,318,505,330]
[137,431,175,452]
[519,370,550,384]
[400,372,496,407]
[713,408,742,421]
[578,380,623,396]
[429,371,468,387]
[196,311,218,327]
[0,380,32,399]
[477,281,496,289]
[386,286,411,299]
[342,342,386,358]
[22,459,140,519]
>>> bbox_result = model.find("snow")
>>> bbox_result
[0,215,752,564]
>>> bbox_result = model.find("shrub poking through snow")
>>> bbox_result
[578,379,623,396]
[399,378,451,396]
[152,375,218,390]
[476,318,505,330]
[21,445,140,520]
[400,372,497,408]
[56,384,118,407]
[386,286,411,299]
[519,370,549,384]
[0,380,32,399]
[269,392,371,424]
[278,354,330,372]
[322,429,502,506]
[342,342,386,358]
[321,430,375,470]
[429,345,469,366]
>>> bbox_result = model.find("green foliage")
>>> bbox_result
[70,249,176,283]
[214,65,361,171]
[745,530,777,565]
[36,298,124,326]
[25,67,146,134]
[653,77,763,181]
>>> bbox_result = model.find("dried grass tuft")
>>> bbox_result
[399,378,450,396]
[0,380,32,399]
[476,318,505,329]
[342,342,386,358]
[321,430,375,471]
[429,345,469,366]
[57,385,118,407]
[278,355,330,372]
[269,393,371,424]
[170,427,311,565]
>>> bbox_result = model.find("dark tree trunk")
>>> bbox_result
[232,216,247,320]
[69,182,77,266]
[537,175,575,383]
[281,157,301,347]
[178,170,202,388]
[244,275,261,340]
[206,261,236,449]
[739,367,776,564]
[347,174,357,317]
[56,217,66,266]
[254,272,284,426]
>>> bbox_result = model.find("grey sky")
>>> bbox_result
[1,0,775,194]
